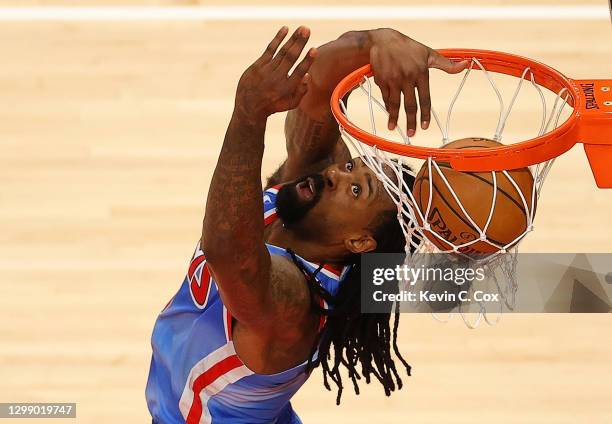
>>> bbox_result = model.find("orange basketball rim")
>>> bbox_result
[330,49,612,188]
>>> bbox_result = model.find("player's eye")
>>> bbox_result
[345,161,354,172]
[351,184,361,198]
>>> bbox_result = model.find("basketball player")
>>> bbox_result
[146,26,468,423]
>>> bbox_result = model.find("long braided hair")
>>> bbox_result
[289,167,415,405]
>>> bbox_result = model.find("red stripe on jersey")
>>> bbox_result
[263,212,277,226]
[322,264,342,278]
[186,354,243,424]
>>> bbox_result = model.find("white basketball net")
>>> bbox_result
[337,58,571,327]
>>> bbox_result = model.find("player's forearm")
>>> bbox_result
[202,109,270,288]
[283,29,388,170]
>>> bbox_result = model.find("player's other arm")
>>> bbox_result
[202,27,316,330]
[271,31,370,185]
[271,30,373,185]
[273,28,470,185]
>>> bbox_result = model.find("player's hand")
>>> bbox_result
[234,26,317,121]
[369,29,469,136]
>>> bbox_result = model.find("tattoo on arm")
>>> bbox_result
[202,112,271,322]
[279,108,349,182]
[285,107,334,154]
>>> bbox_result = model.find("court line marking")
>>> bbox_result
[0,5,607,21]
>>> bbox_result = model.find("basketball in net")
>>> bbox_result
[412,138,536,254]
[331,49,612,260]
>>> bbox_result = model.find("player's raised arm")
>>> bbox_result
[202,26,316,327]
[276,28,469,184]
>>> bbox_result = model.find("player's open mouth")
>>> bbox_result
[296,177,316,201]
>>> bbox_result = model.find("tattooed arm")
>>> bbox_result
[269,29,470,186]
[203,27,316,329]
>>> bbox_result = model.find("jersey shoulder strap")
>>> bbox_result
[263,185,280,226]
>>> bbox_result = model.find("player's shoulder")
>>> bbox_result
[267,254,315,339]
[269,254,311,317]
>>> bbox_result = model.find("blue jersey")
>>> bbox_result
[146,185,350,424]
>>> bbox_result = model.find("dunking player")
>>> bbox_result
[146,26,468,423]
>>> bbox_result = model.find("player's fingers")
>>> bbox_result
[377,81,390,113]
[277,27,311,73]
[371,47,394,112]
[403,84,418,137]
[288,48,317,84]
[270,27,301,67]
[272,26,310,72]
[416,72,431,130]
[386,86,401,131]
[428,50,470,74]
[257,26,289,63]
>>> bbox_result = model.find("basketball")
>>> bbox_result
[412,138,536,254]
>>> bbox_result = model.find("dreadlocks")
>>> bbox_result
[289,165,415,405]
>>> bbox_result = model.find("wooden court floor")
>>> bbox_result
[0,9,611,424]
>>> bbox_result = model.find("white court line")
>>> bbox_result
[0,5,607,21]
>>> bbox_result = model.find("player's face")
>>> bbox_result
[276,158,394,248]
